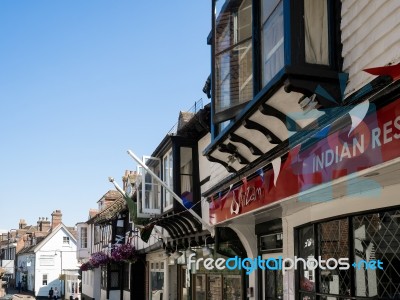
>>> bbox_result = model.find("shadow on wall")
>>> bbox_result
[37,279,62,299]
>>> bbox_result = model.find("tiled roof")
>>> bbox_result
[88,196,126,224]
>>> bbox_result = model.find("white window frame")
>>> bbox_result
[80,227,88,249]
[149,261,165,300]
[137,156,162,217]
[42,274,48,286]
[163,149,174,211]
[63,236,70,245]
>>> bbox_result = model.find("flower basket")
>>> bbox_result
[80,261,94,272]
[89,252,110,268]
[111,243,138,264]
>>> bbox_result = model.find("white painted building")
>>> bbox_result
[17,223,79,299]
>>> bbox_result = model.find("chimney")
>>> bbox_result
[19,219,27,229]
[37,217,42,231]
[42,217,51,232]
[51,210,62,229]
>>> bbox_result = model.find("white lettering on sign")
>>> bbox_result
[313,115,400,173]
[230,186,265,215]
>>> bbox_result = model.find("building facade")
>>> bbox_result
[201,0,400,299]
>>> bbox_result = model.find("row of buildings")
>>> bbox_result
[4,1,400,299]
[76,0,400,299]
[0,211,80,299]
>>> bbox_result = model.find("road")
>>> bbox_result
[0,289,35,300]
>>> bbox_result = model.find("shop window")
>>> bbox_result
[318,219,350,296]
[193,273,243,300]
[150,262,164,300]
[192,245,244,300]
[224,275,242,299]
[353,210,400,298]
[296,208,400,300]
[297,225,316,293]
[194,274,206,300]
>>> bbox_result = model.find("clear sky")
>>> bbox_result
[0,1,211,230]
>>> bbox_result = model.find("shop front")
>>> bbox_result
[191,228,248,300]
[206,91,400,299]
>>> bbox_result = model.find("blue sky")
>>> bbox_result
[0,1,211,230]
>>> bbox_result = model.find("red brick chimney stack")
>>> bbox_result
[51,210,62,229]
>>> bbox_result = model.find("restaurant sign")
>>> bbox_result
[210,98,400,225]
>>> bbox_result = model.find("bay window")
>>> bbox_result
[211,0,342,138]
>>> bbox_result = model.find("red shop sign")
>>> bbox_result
[209,98,400,225]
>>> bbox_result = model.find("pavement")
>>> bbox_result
[0,288,35,300]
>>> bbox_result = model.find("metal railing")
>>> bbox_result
[167,99,204,135]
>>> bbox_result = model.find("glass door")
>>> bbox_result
[194,274,206,300]
[208,275,222,300]
[262,253,283,300]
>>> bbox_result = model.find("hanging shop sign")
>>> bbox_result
[210,98,400,224]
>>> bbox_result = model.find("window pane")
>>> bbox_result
[215,0,252,53]
[304,0,329,65]
[264,269,283,300]
[150,271,164,300]
[194,274,206,300]
[353,210,400,299]
[180,147,193,209]
[143,157,161,211]
[214,0,253,119]
[224,275,242,300]
[260,233,283,252]
[298,225,315,292]
[81,228,87,248]
[110,271,119,288]
[261,0,284,86]
[215,39,253,115]
[318,219,351,296]
[208,275,222,300]
[163,150,173,209]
